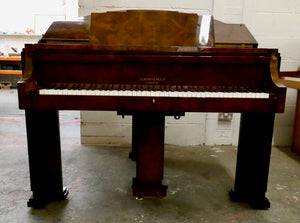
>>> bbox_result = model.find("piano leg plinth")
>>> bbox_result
[132,178,167,200]
[230,113,275,209]
[132,112,167,199]
[27,187,69,208]
[25,110,68,208]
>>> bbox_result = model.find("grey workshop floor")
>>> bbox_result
[0,89,300,223]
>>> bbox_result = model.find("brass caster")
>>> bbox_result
[135,192,144,201]
[136,196,144,201]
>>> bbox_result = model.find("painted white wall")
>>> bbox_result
[0,0,78,55]
[79,0,300,146]
[0,0,78,35]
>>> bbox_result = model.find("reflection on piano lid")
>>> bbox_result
[199,15,213,46]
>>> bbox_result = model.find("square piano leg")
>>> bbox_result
[230,113,275,209]
[132,112,167,199]
[129,114,138,161]
[25,110,68,208]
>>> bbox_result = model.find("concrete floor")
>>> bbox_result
[0,89,300,223]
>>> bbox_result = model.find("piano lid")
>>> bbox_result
[40,10,256,49]
[214,20,257,48]
[41,16,90,43]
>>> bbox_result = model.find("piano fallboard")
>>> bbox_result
[27,45,275,89]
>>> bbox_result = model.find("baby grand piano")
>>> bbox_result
[18,10,286,209]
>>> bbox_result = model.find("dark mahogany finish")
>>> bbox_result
[18,10,286,209]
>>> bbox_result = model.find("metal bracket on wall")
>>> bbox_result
[218,113,233,121]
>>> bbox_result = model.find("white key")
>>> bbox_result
[263,93,269,98]
[155,91,161,97]
[247,92,255,98]
[38,87,270,99]
[162,91,168,97]
[39,89,47,95]
[67,89,76,95]
[53,89,61,95]
[93,90,100,96]
[103,90,110,96]
[80,90,87,95]
[61,89,68,95]
[111,90,119,96]
[187,91,195,98]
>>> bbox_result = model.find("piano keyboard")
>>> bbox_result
[38,84,270,99]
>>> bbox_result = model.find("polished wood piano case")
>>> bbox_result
[18,10,286,209]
